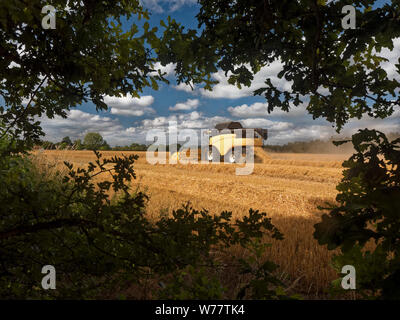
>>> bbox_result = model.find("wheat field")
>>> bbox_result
[32,149,351,297]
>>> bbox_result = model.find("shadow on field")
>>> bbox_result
[109,199,340,300]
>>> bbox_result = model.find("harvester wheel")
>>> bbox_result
[227,151,237,163]
[208,146,221,162]
[226,147,247,163]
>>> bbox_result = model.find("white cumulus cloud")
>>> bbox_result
[199,60,292,99]
[376,37,400,82]
[104,94,155,116]
[140,0,197,13]
[228,101,308,118]
[38,109,150,146]
[150,62,176,77]
[169,98,200,111]
[140,111,229,130]
[173,82,196,93]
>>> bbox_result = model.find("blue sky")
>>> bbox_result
[36,0,400,146]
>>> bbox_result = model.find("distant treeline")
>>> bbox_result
[264,132,400,153]
[39,139,148,151]
[39,131,400,154]
[38,132,182,152]
[38,132,149,151]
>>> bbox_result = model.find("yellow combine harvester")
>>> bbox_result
[171,122,268,163]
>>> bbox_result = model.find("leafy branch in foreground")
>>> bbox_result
[162,0,400,132]
[0,148,288,299]
[0,0,214,155]
[314,129,400,299]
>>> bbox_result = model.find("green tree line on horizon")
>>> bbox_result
[40,131,400,154]
[38,132,182,152]
[39,132,148,151]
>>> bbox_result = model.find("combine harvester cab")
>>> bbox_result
[172,122,268,164]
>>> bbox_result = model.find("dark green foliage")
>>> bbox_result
[98,141,111,151]
[0,142,286,298]
[83,132,105,150]
[112,143,149,151]
[61,137,72,146]
[2,0,399,300]
[235,238,298,300]
[0,146,143,298]
[58,142,69,150]
[314,129,400,299]
[173,1,400,299]
[157,266,226,300]
[0,0,165,153]
[72,139,84,150]
[0,0,216,154]
[40,139,148,151]
[163,0,399,131]
[155,210,288,300]
[40,140,56,150]
[0,0,287,300]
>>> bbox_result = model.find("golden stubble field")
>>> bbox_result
[33,148,351,297]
